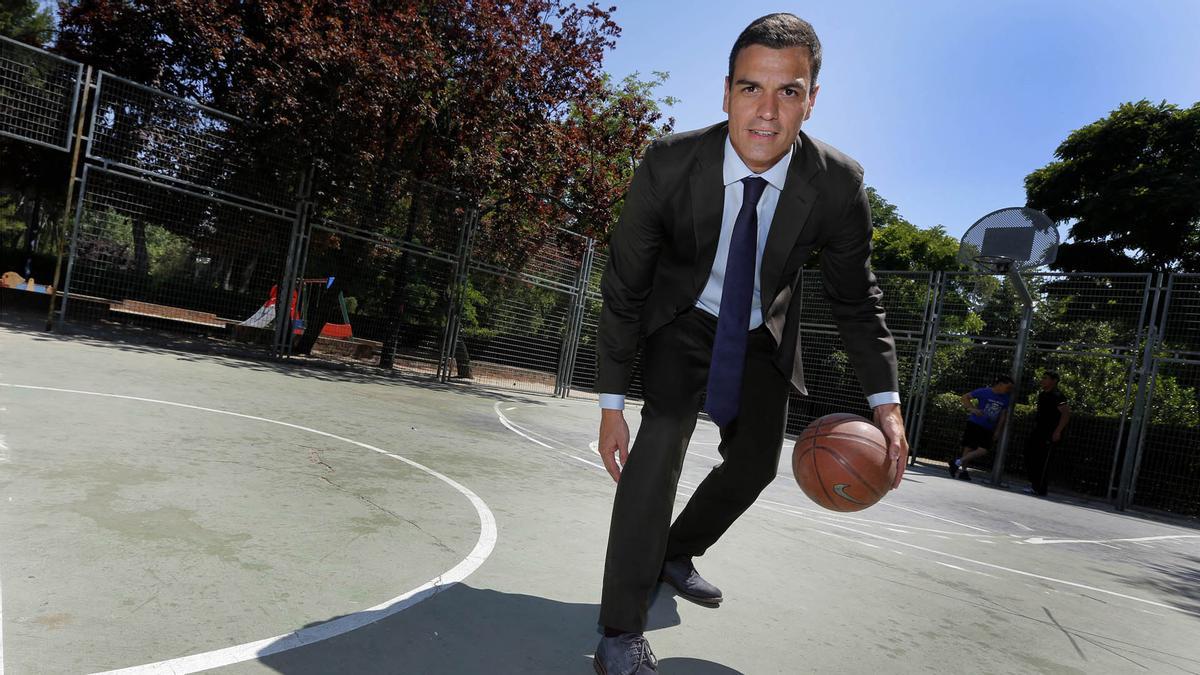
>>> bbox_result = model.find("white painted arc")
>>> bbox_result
[0,383,497,675]
[493,403,605,471]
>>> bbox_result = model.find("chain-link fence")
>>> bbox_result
[1,36,1198,517]
[1124,274,1200,516]
[907,272,1161,503]
[0,34,81,151]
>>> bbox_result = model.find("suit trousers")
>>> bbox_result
[1025,429,1055,495]
[599,308,791,632]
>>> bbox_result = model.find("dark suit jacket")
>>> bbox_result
[596,121,898,399]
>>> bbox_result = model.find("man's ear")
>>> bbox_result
[805,82,820,121]
[722,76,731,114]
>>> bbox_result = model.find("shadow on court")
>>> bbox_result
[1,307,555,405]
[253,584,742,674]
[1106,554,1200,618]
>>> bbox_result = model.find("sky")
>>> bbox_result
[601,0,1200,239]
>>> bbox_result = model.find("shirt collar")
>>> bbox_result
[722,135,794,191]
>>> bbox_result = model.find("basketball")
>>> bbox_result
[792,413,894,512]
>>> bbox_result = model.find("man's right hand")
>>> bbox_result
[598,408,630,483]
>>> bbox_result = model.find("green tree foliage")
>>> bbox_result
[0,0,54,45]
[865,187,966,272]
[1026,100,1200,273]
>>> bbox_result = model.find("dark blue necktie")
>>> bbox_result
[705,176,768,428]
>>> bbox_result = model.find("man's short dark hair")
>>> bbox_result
[1044,371,1060,382]
[728,13,822,87]
[994,375,1015,385]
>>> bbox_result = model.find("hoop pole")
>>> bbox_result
[990,269,1033,485]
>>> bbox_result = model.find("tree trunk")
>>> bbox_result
[131,218,149,297]
[454,335,473,378]
[378,193,426,370]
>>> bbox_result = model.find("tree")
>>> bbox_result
[50,1,671,368]
[0,0,54,45]
[1025,100,1200,273]
[866,187,965,271]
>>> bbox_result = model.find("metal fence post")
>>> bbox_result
[274,166,315,357]
[1106,273,1158,502]
[439,209,478,382]
[53,166,92,330]
[1116,274,1167,510]
[908,271,947,457]
[46,65,94,331]
[902,271,939,458]
[989,299,1032,485]
[556,237,595,398]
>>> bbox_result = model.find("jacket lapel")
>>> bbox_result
[760,134,818,306]
[690,125,728,294]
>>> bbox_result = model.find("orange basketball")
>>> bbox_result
[793,413,894,512]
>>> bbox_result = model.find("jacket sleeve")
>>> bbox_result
[819,176,900,397]
[595,143,666,394]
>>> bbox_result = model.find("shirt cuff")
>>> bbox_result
[599,394,626,410]
[867,391,901,408]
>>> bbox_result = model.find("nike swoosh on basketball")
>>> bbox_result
[833,483,866,504]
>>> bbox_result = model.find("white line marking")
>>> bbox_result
[1009,521,1034,532]
[494,403,605,471]
[0,383,498,675]
[878,502,992,533]
[936,561,966,572]
[1,532,5,675]
[755,497,992,538]
[504,406,516,412]
[487,408,1197,619]
[805,517,1200,618]
[1023,535,1200,546]
[815,530,881,549]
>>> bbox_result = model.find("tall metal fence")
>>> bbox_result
[1,36,1197,517]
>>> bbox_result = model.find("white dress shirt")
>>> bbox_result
[600,136,900,411]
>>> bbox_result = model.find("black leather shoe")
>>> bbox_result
[594,632,658,674]
[660,556,723,605]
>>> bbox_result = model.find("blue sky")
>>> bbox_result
[601,0,1200,239]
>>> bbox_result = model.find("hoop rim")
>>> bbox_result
[973,254,1014,264]
[972,254,1015,273]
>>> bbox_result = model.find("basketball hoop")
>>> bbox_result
[972,255,1014,274]
[955,206,1060,488]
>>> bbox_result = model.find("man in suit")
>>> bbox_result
[591,13,910,674]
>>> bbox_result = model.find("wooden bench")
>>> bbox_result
[109,299,229,329]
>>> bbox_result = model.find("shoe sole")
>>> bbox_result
[660,577,722,606]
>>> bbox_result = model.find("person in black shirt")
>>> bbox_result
[1025,371,1071,496]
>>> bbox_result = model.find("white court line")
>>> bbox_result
[0,383,497,675]
[1009,521,1034,532]
[756,497,991,539]
[493,404,605,471]
[879,502,993,533]
[1023,535,1200,546]
[806,517,1200,618]
[1,535,5,675]
[491,405,1200,619]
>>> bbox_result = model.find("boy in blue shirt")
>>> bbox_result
[949,375,1015,481]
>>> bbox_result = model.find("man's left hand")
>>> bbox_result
[872,403,909,490]
[1052,430,1062,442]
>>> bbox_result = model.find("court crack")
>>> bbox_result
[316,475,455,554]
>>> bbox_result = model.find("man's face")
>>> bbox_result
[723,44,818,174]
[1041,376,1056,391]
[996,382,1014,395]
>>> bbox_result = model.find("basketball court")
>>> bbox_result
[1,320,1199,674]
